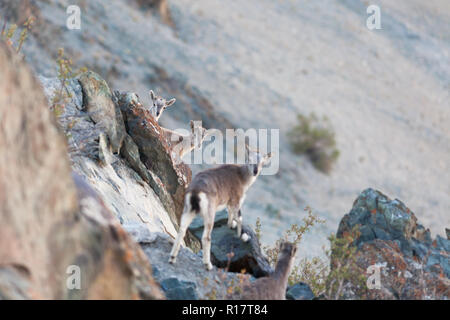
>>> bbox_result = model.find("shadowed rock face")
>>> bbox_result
[0,43,164,300]
[116,91,192,229]
[189,211,273,277]
[336,189,449,300]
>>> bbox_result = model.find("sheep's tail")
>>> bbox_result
[190,192,201,213]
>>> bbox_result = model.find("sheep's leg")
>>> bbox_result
[169,210,196,264]
[236,209,242,237]
[227,206,237,229]
[202,213,214,271]
[236,209,250,242]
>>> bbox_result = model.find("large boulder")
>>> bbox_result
[337,188,419,253]
[188,211,273,277]
[336,188,449,299]
[0,43,164,299]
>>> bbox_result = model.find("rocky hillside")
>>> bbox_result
[3,0,448,259]
[1,39,448,299]
[0,0,448,300]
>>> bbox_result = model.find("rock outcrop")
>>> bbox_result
[286,282,315,300]
[38,75,179,241]
[115,91,192,229]
[336,188,449,299]
[78,71,127,155]
[189,211,273,277]
[0,43,164,299]
[124,225,254,300]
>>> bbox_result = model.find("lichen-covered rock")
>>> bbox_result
[78,70,127,154]
[286,282,315,300]
[159,278,198,300]
[0,43,164,299]
[338,188,419,254]
[337,189,449,299]
[353,240,449,300]
[189,211,273,277]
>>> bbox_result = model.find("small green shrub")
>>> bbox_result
[51,48,87,117]
[288,112,339,174]
[324,228,366,299]
[289,256,329,295]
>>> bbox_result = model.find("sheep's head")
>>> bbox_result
[246,145,273,177]
[149,90,176,121]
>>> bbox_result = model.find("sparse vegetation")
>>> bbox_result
[51,48,87,117]
[288,112,339,174]
[257,209,366,299]
[262,206,324,268]
[0,15,35,53]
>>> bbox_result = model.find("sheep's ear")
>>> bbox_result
[263,152,274,164]
[149,90,156,100]
[190,120,194,130]
[166,98,176,107]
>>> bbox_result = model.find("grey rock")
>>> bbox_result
[160,278,198,300]
[140,232,254,300]
[78,71,127,155]
[286,282,315,300]
[338,188,417,251]
[436,235,450,252]
[189,211,273,277]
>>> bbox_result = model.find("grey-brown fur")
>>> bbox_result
[239,242,297,300]
[169,147,272,270]
[161,120,208,161]
[149,90,176,121]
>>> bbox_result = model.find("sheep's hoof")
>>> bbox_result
[241,233,250,242]
[168,256,176,264]
[204,262,213,271]
[231,220,237,229]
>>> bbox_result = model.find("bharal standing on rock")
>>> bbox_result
[169,146,273,270]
